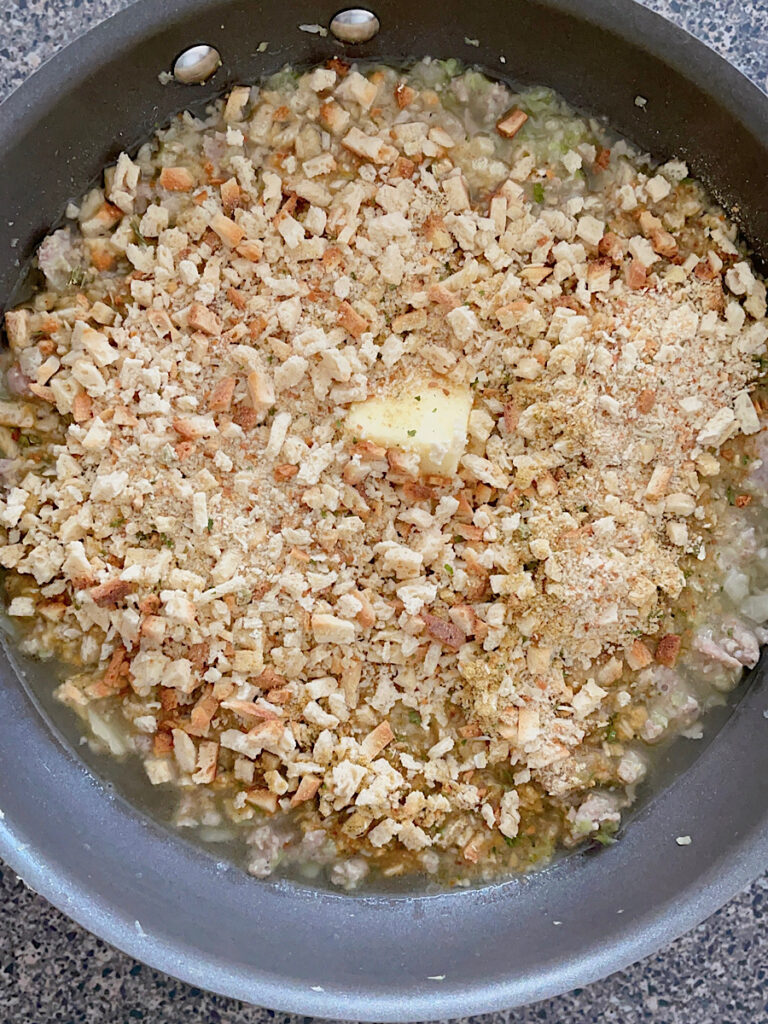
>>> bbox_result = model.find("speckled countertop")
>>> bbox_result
[1,1,767,1021]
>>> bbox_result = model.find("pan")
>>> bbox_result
[0,0,767,1018]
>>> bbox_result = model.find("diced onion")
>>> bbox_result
[724,569,750,603]
[87,708,129,756]
[741,592,768,624]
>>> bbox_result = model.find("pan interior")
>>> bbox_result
[2,49,765,893]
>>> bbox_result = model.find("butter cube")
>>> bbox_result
[346,382,472,476]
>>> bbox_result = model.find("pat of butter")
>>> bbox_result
[346,383,472,476]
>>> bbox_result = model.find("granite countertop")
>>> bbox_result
[1,0,767,1020]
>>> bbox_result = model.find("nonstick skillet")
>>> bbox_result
[0,1,767,1017]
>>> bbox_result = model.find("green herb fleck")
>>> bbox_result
[593,827,618,847]
[206,517,214,532]
[726,485,736,506]
[532,182,545,204]
[67,267,87,287]
[130,216,148,246]
[407,429,417,437]
[408,710,421,725]
[444,563,454,576]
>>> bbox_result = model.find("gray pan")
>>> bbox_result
[0,0,767,1018]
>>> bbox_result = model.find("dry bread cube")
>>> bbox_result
[496,108,528,139]
[628,235,658,268]
[187,303,221,335]
[211,213,246,247]
[336,70,378,109]
[645,174,671,202]
[307,67,336,92]
[576,215,604,247]
[461,453,509,489]
[665,493,696,516]
[697,408,737,447]
[224,85,251,122]
[361,721,395,759]
[311,613,356,644]
[341,127,397,164]
[734,391,760,434]
[159,166,195,191]
[644,464,673,500]
[446,305,479,342]
[319,99,351,135]
[442,175,471,212]
[4,309,32,350]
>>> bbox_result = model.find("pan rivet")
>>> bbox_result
[329,9,380,43]
[173,45,222,85]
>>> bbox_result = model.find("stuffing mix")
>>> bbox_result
[2,60,768,888]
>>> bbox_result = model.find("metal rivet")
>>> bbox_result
[329,8,380,43]
[173,44,222,85]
